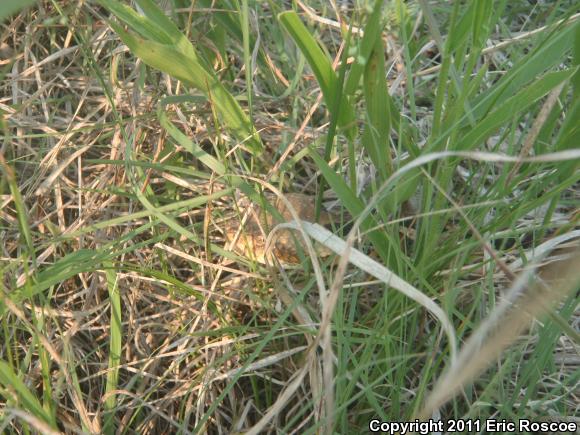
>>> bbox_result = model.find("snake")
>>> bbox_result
[224,192,341,266]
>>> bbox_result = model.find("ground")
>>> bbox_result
[0,1,579,434]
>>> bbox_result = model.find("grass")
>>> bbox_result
[0,0,579,433]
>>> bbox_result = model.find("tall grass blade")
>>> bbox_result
[103,262,122,434]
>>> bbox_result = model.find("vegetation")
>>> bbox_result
[0,0,578,433]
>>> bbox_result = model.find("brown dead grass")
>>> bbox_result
[1,2,578,434]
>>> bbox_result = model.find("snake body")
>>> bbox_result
[224,193,337,265]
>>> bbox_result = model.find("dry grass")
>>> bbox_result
[1,1,579,434]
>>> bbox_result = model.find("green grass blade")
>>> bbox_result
[99,0,263,154]
[278,11,356,137]
[98,0,176,45]
[0,156,36,267]
[158,110,226,175]
[362,36,393,180]
[238,0,253,119]
[308,147,393,263]
[459,68,577,151]
[0,0,36,20]
[470,20,577,119]
[554,23,580,178]
[344,0,384,96]
[278,11,334,98]
[0,360,55,426]
[133,0,203,63]
[316,26,354,217]
[446,1,474,55]
[19,250,107,301]
[308,148,362,217]
[103,261,122,434]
